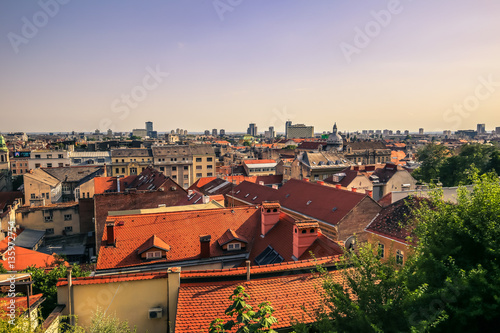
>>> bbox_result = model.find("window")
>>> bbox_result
[160,167,165,171]
[115,168,119,174]
[146,251,162,259]
[196,158,202,162]
[207,165,213,169]
[64,214,72,221]
[35,163,41,168]
[12,170,16,174]
[396,250,404,264]
[46,192,49,198]
[196,173,202,178]
[12,163,16,168]
[44,215,53,222]
[58,154,64,159]
[172,175,177,179]
[183,175,188,179]
[47,163,52,168]
[35,154,41,159]
[58,163,64,167]
[121,168,125,173]
[42,193,46,198]
[122,159,125,162]
[46,228,54,235]
[31,193,35,199]
[314,175,319,181]
[130,167,137,174]
[62,184,71,192]
[196,165,202,170]
[64,226,73,232]
[115,159,119,163]
[183,166,188,170]
[207,173,213,177]
[97,158,105,163]
[47,154,52,159]
[172,166,177,171]
[228,243,241,250]
[207,157,213,162]
[378,243,385,258]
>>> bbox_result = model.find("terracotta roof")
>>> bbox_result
[295,221,319,229]
[97,205,342,271]
[137,235,171,254]
[180,256,339,279]
[243,159,277,165]
[126,166,172,191]
[93,175,138,194]
[262,202,281,209]
[189,177,217,191]
[175,271,344,332]
[217,229,248,246]
[365,197,423,244]
[56,270,175,287]
[0,294,44,320]
[324,168,360,187]
[378,192,393,207]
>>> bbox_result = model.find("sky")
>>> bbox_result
[1,0,500,134]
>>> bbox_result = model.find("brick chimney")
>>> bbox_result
[365,189,373,197]
[261,202,280,236]
[293,221,319,259]
[106,220,116,246]
[351,187,357,192]
[199,235,211,258]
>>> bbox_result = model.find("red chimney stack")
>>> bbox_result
[293,221,319,259]
[106,220,116,246]
[199,235,211,258]
[261,202,281,236]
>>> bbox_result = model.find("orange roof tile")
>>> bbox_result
[217,229,248,246]
[137,235,171,254]
[56,270,174,287]
[243,159,277,165]
[175,271,344,332]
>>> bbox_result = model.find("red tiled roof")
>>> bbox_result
[97,204,343,271]
[94,175,137,194]
[365,197,423,244]
[243,159,277,165]
[56,270,176,287]
[137,234,171,254]
[217,229,248,246]
[175,271,344,332]
[0,294,44,320]
[189,177,217,191]
[127,166,172,191]
[180,256,339,279]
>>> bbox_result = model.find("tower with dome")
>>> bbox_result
[0,135,9,171]
[326,123,344,151]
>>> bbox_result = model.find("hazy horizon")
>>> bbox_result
[1,0,499,134]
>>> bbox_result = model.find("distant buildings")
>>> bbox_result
[264,126,275,139]
[132,128,147,138]
[285,120,292,138]
[212,129,217,137]
[419,128,424,135]
[496,127,500,135]
[219,129,225,136]
[247,123,258,136]
[204,130,210,136]
[286,123,314,139]
[477,123,486,134]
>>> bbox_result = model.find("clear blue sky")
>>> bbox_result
[1,0,499,133]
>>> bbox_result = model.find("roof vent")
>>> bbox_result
[306,200,312,205]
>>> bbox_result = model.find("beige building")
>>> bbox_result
[23,169,62,206]
[16,202,80,236]
[190,145,216,182]
[242,159,277,176]
[57,267,180,333]
[286,124,314,139]
[111,148,153,176]
[152,145,192,189]
[28,150,70,170]
[344,142,391,165]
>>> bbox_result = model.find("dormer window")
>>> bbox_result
[228,243,241,251]
[146,251,162,259]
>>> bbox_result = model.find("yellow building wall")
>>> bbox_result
[16,206,80,236]
[366,232,411,265]
[58,278,170,333]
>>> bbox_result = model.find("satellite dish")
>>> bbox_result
[345,235,357,251]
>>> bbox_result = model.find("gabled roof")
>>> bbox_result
[0,294,44,320]
[126,166,171,191]
[324,168,360,187]
[137,235,171,254]
[43,166,104,183]
[365,197,423,244]
[24,169,60,187]
[217,229,248,246]
[93,175,138,194]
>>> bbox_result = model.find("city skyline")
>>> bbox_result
[1,0,500,133]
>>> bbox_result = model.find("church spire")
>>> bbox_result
[333,123,337,133]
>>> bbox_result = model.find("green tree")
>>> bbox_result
[23,262,90,318]
[406,172,500,332]
[209,286,278,332]
[413,144,449,184]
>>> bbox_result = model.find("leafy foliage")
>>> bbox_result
[209,286,278,332]
[22,260,90,318]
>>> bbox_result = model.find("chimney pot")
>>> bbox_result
[351,187,357,192]
[335,184,341,189]
[106,221,116,246]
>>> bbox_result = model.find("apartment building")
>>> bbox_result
[152,145,192,189]
[9,151,30,176]
[111,148,153,176]
[16,202,80,236]
[190,145,216,183]
[23,169,62,205]
[28,150,70,170]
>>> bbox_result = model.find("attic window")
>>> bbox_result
[146,251,162,259]
[306,200,312,205]
[252,196,258,201]
[285,194,290,198]
[228,243,241,251]
[245,194,250,198]
[332,207,338,212]
[236,190,241,194]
